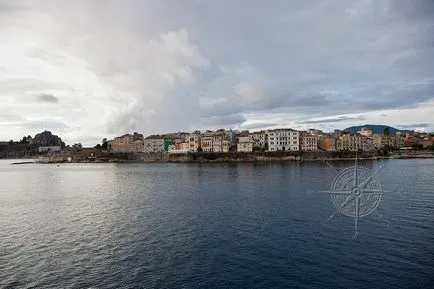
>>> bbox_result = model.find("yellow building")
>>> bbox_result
[420,138,433,148]
[110,140,144,153]
[319,136,336,151]
[373,134,389,148]
[388,136,405,148]
[237,136,253,152]
[107,132,144,153]
[198,131,229,152]
[185,133,200,152]
[109,134,134,145]
[337,134,363,151]
[108,133,144,153]
[222,140,230,152]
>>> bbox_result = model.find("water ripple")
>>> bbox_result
[0,160,433,288]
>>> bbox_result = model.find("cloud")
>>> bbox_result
[297,116,365,124]
[20,120,69,130]
[35,93,59,103]
[240,122,280,130]
[201,114,246,128]
[0,114,24,122]
[0,0,434,145]
[81,28,210,135]
[397,123,432,129]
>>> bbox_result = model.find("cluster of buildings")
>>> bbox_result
[107,127,434,154]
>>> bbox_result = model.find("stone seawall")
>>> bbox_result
[67,150,433,164]
[133,151,380,163]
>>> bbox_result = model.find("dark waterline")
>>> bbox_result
[1,159,433,288]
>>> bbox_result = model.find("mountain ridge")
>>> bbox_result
[343,124,404,135]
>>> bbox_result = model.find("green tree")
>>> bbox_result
[383,127,390,136]
[20,136,32,144]
[95,138,108,150]
[72,143,82,149]
[412,143,423,150]
[102,138,108,149]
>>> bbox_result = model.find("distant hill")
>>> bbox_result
[0,130,65,158]
[343,125,400,135]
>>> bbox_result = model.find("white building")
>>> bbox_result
[38,146,61,153]
[168,144,190,154]
[185,133,200,152]
[143,139,164,153]
[267,129,299,151]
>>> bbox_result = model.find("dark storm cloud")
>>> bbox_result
[193,0,434,129]
[200,76,434,128]
[292,94,333,107]
[35,93,59,103]
[353,80,434,111]
[200,88,335,120]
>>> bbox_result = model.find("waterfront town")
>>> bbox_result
[106,127,433,154]
[1,126,433,162]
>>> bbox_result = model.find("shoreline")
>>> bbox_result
[32,154,434,164]
[4,151,433,164]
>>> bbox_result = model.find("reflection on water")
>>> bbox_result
[0,159,433,288]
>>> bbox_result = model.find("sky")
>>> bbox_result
[1,0,433,146]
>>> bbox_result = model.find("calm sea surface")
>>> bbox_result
[0,159,433,288]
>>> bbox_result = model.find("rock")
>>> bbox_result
[31,131,65,147]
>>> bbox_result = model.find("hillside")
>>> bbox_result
[0,130,65,158]
[343,125,400,135]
